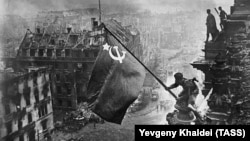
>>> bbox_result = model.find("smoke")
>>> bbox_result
[2,0,233,17]
[133,0,219,13]
[2,0,139,17]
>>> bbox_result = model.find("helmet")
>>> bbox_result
[207,9,211,13]
[174,72,183,81]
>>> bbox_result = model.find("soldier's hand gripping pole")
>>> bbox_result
[163,86,178,100]
[104,24,178,100]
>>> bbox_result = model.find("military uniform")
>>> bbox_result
[167,74,200,123]
[219,9,227,30]
[170,78,199,109]
[206,13,219,41]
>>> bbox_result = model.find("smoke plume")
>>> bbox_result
[1,0,234,18]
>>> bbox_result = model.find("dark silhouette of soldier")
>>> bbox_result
[166,72,199,111]
[218,6,228,31]
[206,9,219,42]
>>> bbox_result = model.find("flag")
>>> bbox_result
[86,28,146,124]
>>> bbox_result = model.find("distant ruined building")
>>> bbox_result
[0,8,158,140]
[2,11,146,111]
[6,17,102,111]
[0,68,54,141]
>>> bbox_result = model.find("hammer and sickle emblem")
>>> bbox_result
[109,46,126,63]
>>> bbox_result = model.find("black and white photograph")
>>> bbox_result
[0,0,250,141]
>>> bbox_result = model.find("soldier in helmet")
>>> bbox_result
[218,6,227,31]
[166,72,199,112]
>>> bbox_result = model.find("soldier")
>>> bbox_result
[218,6,228,31]
[206,9,219,42]
[165,72,199,112]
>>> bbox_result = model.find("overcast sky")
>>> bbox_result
[0,0,234,17]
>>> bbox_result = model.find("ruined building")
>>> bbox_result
[2,16,145,112]
[5,18,103,110]
[0,68,54,141]
[191,0,250,124]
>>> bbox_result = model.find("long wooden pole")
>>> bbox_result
[99,0,102,23]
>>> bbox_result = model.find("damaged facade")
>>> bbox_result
[3,12,146,112]
[191,0,250,124]
[9,18,103,110]
[1,9,150,139]
[0,68,54,141]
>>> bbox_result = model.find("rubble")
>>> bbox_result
[54,103,104,133]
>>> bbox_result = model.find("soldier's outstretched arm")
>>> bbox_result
[166,83,179,90]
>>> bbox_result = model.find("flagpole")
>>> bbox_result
[99,0,102,23]
[103,25,178,100]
